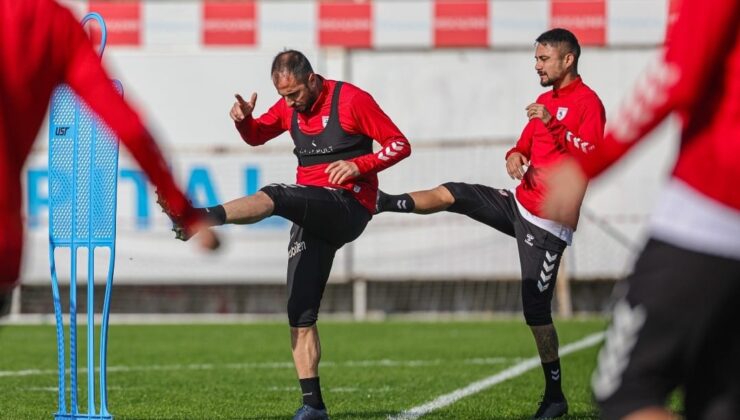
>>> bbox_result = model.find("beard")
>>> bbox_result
[539,74,554,87]
[296,89,319,113]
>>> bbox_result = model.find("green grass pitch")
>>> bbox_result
[0,319,608,419]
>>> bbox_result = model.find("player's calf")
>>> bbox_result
[412,185,456,214]
[376,185,456,214]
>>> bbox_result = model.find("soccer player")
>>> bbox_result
[375,28,605,419]
[160,50,410,420]
[0,0,218,317]
[542,1,740,419]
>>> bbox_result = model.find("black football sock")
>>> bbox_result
[542,359,564,401]
[299,377,326,410]
[196,205,226,226]
[376,190,415,213]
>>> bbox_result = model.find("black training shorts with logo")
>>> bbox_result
[593,239,740,420]
[260,183,371,327]
[442,182,567,326]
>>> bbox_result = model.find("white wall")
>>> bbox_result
[22,45,678,284]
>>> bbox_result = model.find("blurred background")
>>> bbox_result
[16,0,680,320]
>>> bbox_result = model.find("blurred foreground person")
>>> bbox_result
[543,1,740,419]
[0,0,218,316]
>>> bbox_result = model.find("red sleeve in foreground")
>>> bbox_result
[578,0,740,179]
[55,6,199,228]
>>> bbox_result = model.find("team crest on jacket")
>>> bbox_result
[322,115,330,128]
[556,107,568,121]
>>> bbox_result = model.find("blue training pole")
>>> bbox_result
[48,12,120,420]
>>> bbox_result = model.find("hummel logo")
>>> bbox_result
[538,271,553,292]
[538,251,558,292]
[397,200,407,210]
[525,234,534,246]
[551,369,560,381]
[592,298,647,400]
[288,241,307,258]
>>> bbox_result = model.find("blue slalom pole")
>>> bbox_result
[48,12,119,420]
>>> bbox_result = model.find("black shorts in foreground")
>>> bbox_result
[260,183,371,327]
[442,182,567,326]
[594,239,740,420]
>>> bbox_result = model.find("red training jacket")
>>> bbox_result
[506,76,606,219]
[577,0,740,213]
[236,77,411,213]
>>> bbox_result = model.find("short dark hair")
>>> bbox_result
[536,28,581,70]
[271,50,314,84]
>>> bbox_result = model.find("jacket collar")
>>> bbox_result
[552,75,582,98]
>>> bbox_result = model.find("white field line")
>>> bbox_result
[0,357,516,378]
[388,332,605,420]
[267,385,392,394]
[25,386,127,392]
[27,385,380,394]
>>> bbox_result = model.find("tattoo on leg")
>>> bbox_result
[530,324,560,362]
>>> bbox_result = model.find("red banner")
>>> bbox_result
[434,1,489,47]
[88,0,141,46]
[203,1,257,46]
[318,1,372,48]
[550,0,606,46]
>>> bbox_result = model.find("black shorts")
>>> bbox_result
[443,182,567,326]
[260,184,371,327]
[594,239,740,420]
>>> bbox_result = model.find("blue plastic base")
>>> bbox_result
[55,413,112,420]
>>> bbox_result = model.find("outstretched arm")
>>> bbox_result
[579,0,740,178]
[54,5,216,247]
[542,0,740,227]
